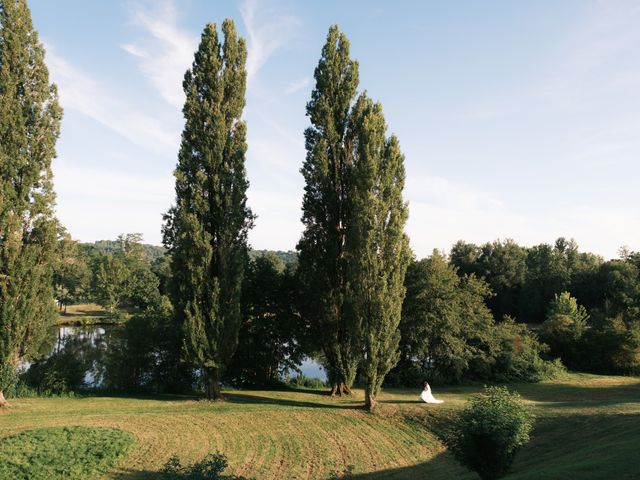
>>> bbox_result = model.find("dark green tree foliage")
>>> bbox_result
[53,228,91,311]
[391,253,495,384]
[408,251,495,382]
[297,25,360,395]
[390,252,561,385]
[451,387,534,480]
[450,239,526,321]
[92,234,160,315]
[539,292,589,368]
[519,241,572,323]
[596,259,640,318]
[0,0,61,405]
[395,253,464,384]
[450,237,611,324]
[568,251,604,311]
[93,253,128,314]
[163,20,252,400]
[491,317,562,382]
[226,253,304,387]
[346,94,411,409]
[583,314,640,375]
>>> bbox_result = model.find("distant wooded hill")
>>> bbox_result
[81,241,298,268]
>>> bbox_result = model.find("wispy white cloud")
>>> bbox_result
[405,174,527,254]
[240,0,300,83]
[53,160,173,244]
[46,45,179,153]
[121,0,198,109]
[286,76,310,94]
[460,1,640,121]
[404,173,637,260]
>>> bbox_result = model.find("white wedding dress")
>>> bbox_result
[420,383,444,404]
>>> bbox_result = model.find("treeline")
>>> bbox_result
[391,240,640,385]
[449,237,637,324]
[46,232,640,392]
[53,232,166,315]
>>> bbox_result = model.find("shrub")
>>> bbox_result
[327,465,355,479]
[288,373,327,389]
[161,452,254,480]
[491,318,564,382]
[539,292,589,368]
[451,386,534,480]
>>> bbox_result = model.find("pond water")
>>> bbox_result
[26,325,326,388]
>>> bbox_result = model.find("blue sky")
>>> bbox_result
[30,0,640,259]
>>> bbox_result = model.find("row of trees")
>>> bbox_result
[449,238,639,323]
[53,232,164,314]
[159,21,411,410]
[388,243,640,383]
[389,251,561,386]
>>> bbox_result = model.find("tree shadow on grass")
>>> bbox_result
[349,451,476,479]
[379,399,423,404]
[111,450,475,480]
[512,379,640,409]
[223,392,359,410]
[78,391,201,402]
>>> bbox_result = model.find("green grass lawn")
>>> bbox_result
[0,426,134,480]
[0,373,638,479]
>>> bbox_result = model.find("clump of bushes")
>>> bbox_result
[161,453,254,480]
[491,317,565,383]
[288,373,327,389]
[450,386,534,480]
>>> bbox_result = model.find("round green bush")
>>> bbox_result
[0,426,134,480]
[451,386,534,480]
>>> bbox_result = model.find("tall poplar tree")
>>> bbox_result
[163,20,252,400]
[0,0,61,406]
[297,25,360,395]
[346,94,411,410]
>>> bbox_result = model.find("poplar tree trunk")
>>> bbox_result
[205,368,223,400]
[330,382,352,397]
[365,385,377,410]
[0,390,8,408]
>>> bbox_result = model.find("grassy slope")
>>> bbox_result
[0,373,638,479]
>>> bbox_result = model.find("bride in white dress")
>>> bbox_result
[420,381,444,404]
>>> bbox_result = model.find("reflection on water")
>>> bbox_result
[54,325,111,386]
[24,325,326,390]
